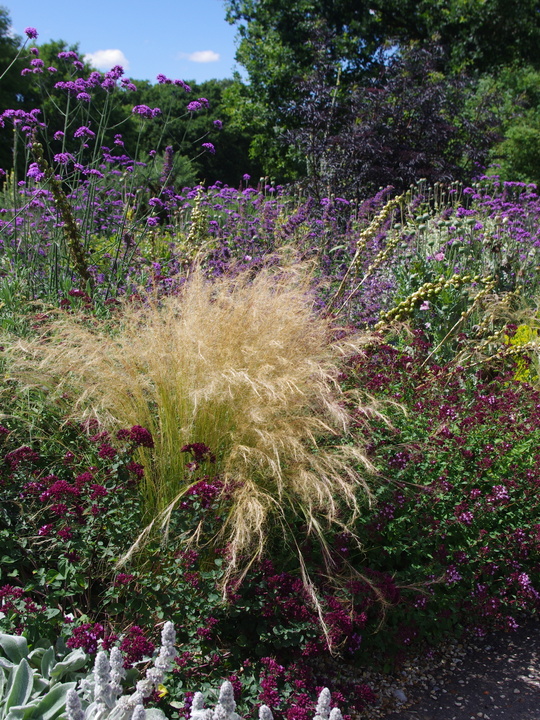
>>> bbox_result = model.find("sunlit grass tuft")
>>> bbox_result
[15,260,381,582]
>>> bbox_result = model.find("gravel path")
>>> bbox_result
[377,618,540,719]
[339,617,540,720]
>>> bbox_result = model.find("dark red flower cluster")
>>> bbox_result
[119,625,155,667]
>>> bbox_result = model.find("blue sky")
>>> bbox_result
[7,0,243,84]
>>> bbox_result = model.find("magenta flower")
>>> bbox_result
[213,119,223,129]
[186,101,202,112]
[98,443,117,459]
[119,626,155,667]
[202,142,215,154]
[89,484,108,500]
[24,27,38,39]
[129,425,154,447]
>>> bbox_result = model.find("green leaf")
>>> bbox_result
[0,636,28,664]
[40,648,55,682]
[146,710,168,720]
[20,681,76,720]
[50,650,86,680]
[4,660,33,715]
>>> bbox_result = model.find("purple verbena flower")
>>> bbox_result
[27,163,45,182]
[73,125,95,139]
[186,101,202,112]
[132,105,153,118]
[202,142,215,154]
[25,27,38,39]
[54,152,74,164]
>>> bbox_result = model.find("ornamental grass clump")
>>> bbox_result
[18,261,378,582]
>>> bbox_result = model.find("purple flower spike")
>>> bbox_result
[24,27,38,39]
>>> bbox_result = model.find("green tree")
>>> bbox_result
[0,6,32,171]
[224,0,540,179]
[134,77,263,186]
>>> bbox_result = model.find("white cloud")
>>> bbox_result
[83,49,130,71]
[187,50,220,63]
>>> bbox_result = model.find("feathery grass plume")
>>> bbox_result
[14,258,381,586]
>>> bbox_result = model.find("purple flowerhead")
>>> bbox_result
[53,130,65,140]
[58,51,78,61]
[198,97,209,108]
[76,92,91,102]
[27,163,45,182]
[25,27,38,39]
[157,73,171,84]
[202,142,215,154]
[186,101,202,112]
[74,125,95,139]
[54,152,74,164]
[213,119,223,129]
[173,79,191,91]
[30,58,44,68]
[120,78,137,91]
[132,104,153,118]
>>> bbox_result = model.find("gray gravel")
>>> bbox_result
[329,617,540,720]
[381,616,540,719]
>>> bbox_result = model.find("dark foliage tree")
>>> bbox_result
[285,44,499,199]
[224,0,540,181]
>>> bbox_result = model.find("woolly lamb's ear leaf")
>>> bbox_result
[4,660,34,714]
[0,667,5,702]
[50,650,87,680]
[146,710,168,720]
[40,647,56,681]
[16,681,77,720]
[27,648,46,667]
[0,635,29,664]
